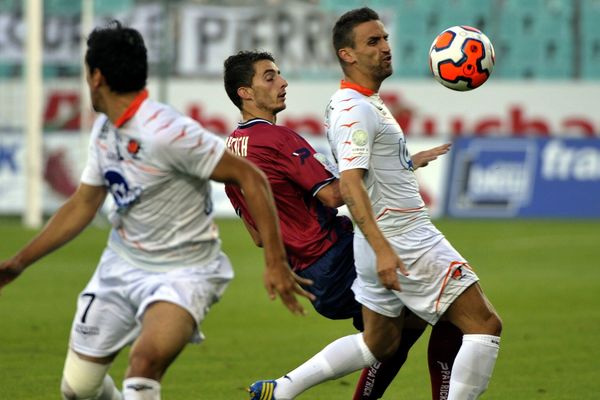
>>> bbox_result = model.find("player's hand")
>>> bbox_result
[0,258,25,294]
[264,261,316,316]
[376,247,408,291]
[411,143,451,170]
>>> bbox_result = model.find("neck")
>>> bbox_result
[343,69,381,93]
[103,90,145,125]
[241,107,276,124]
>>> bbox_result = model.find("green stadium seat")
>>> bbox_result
[435,0,495,32]
[394,36,431,77]
[319,0,368,11]
[0,63,19,79]
[0,0,18,12]
[581,35,600,78]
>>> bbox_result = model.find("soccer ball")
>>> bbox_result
[429,25,495,91]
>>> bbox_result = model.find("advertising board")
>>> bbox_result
[446,138,600,218]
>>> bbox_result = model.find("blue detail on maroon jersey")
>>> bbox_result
[293,147,311,164]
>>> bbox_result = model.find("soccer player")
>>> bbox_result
[247,7,502,400]
[0,21,313,400]
[223,50,463,400]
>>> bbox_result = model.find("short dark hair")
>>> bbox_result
[223,50,275,110]
[85,20,147,93]
[332,7,380,63]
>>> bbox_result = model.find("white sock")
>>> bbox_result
[99,375,123,400]
[448,334,500,400]
[122,377,161,400]
[274,333,377,399]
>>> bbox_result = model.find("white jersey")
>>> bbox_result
[325,82,429,237]
[81,90,226,271]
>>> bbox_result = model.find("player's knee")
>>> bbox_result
[364,330,401,361]
[128,351,164,380]
[486,311,503,336]
[472,308,502,336]
[61,349,111,399]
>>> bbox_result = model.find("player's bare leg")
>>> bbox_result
[123,301,196,399]
[353,311,425,399]
[361,307,405,361]
[444,283,502,400]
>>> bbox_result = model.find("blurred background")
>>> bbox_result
[1,0,599,226]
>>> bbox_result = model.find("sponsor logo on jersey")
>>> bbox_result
[398,137,414,171]
[104,170,142,211]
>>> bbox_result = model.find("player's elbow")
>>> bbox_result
[320,193,344,208]
[317,180,345,208]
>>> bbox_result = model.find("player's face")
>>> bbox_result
[250,60,288,115]
[350,20,392,81]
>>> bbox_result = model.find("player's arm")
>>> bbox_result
[241,215,263,248]
[315,179,344,208]
[0,183,107,291]
[411,143,451,170]
[224,184,264,248]
[339,169,408,290]
[210,150,315,315]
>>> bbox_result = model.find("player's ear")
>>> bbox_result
[88,67,104,89]
[237,86,253,102]
[338,47,355,64]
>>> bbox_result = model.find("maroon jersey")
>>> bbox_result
[224,118,352,271]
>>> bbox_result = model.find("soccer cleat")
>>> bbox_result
[247,379,277,400]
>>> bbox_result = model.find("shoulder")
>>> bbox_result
[90,114,110,140]
[329,89,377,118]
[135,99,183,133]
[139,101,215,142]
[240,122,298,148]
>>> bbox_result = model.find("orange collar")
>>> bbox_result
[114,89,149,128]
[340,80,376,97]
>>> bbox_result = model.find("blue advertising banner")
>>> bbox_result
[445,138,600,218]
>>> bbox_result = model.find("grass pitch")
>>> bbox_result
[1,217,599,399]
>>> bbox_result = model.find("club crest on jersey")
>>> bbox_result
[350,129,369,157]
[127,139,142,158]
[451,264,465,280]
[104,170,142,211]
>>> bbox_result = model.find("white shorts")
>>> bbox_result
[352,224,479,325]
[69,247,234,357]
